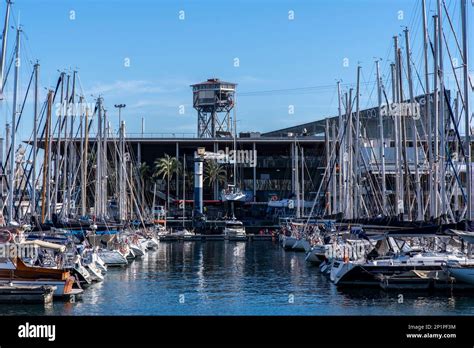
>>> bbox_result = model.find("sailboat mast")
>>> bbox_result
[95,97,103,219]
[233,94,237,187]
[346,89,353,219]
[433,15,440,219]
[66,71,77,216]
[376,60,387,215]
[53,74,64,213]
[41,91,53,223]
[331,120,337,215]
[8,25,20,222]
[32,62,39,217]
[422,0,434,219]
[354,66,361,218]
[337,81,343,215]
[46,91,53,221]
[461,0,471,220]
[294,136,300,218]
[119,120,125,221]
[0,0,11,97]
[61,75,70,219]
[343,92,349,218]
[301,146,304,216]
[183,154,186,228]
[103,110,108,218]
[404,28,423,221]
[391,62,401,218]
[325,119,330,215]
[81,103,89,217]
[436,0,447,219]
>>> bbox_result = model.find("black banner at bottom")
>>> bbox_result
[0,316,472,346]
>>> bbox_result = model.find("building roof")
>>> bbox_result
[262,118,335,137]
[190,78,237,87]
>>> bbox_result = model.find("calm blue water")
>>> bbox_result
[2,241,474,315]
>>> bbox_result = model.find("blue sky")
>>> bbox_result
[1,0,472,139]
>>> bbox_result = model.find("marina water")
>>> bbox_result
[2,241,474,316]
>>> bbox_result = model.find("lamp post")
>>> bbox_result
[114,103,126,127]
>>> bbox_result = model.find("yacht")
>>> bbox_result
[224,219,247,241]
[330,252,467,287]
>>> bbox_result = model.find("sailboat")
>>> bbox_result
[222,110,246,240]
[174,154,194,239]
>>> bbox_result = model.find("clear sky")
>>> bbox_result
[1,0,472,139]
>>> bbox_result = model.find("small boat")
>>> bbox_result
[98,250,128,267]
[221,184,246,202]
[223,220,247,241]
[0,258,80,297]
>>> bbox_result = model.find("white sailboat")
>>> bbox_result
[224,219,246,241]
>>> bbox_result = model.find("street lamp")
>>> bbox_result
[114,103,126,126]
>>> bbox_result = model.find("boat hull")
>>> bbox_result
[447,266,474,285]
[330,261,445,287]
[292,239,311,252]
[281,236,297,250]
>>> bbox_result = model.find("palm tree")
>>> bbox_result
[204,160,227,199]
[154,154,181,210]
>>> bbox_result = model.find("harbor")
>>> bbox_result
[0,0,473,319]
[4,241,474,316]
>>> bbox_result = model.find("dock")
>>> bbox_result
[0,285,56,304]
